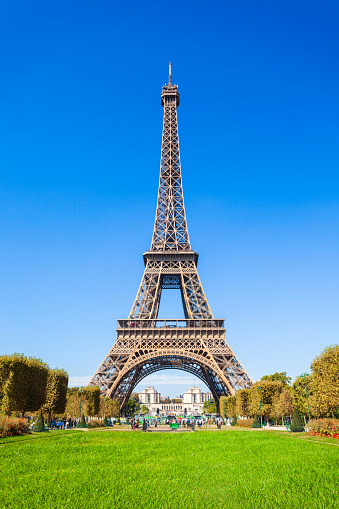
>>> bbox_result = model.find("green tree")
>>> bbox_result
[290,408,304,432]
[202,398,216,414]
[112,399,121,421]
[311,345,339,418]
[33,409,46,432]
[42,368,69,422]
[251,415,261,428]
[77,413,87,428]
[126,396,140,416]
[140,405,149,414]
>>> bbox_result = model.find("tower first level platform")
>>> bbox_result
[91,318,251,411]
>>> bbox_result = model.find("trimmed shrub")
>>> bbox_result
[0,354,49,415]
[290,409,304,432]
[33,410,46,432]
[79,386,100,417]
[252,415,262,428]
[77,414,87,428]
[306,418,339,438]
[42,368,68,420]
[237,419,254,428]
[236,389,251,416]
[0,416,30,437]
[87,420,105,428]
[231,415,237,426]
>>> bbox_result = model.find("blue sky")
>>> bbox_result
[1,0,338,397]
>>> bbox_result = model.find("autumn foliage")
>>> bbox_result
[0,415,30,437]
[0,354,68,423]
[306,418,339,439]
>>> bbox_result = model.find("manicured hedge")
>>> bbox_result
[87,420,106,428]
[0,416,30,437]
[237,419,254,428]
[306,418,339,438]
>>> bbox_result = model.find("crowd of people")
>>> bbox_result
[29,415,225,430]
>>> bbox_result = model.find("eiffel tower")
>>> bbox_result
[89,64,252,411]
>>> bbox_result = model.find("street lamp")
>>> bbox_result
[300,373,311,421]
[257,386,263,428]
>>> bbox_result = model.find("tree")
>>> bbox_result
[77,413,87,428]
[103,397,115,418]
[203,398,216,414]
[220,396,236,418]
[251,415,261,428]
[33,409,46,432]
[261,372,292,386]
[290,408,304,432]
[126,397,140,416]
[236,389,251,416]
[272,388,293,424]
[311,344,339,418]
[141,405,149,415]
[79,387,100,417]
[112,399,120,422]
[249,381,283,420]
[0,354,49,416]
[64,387,82,418]
[292,375,317,420]
[42,368,69,422]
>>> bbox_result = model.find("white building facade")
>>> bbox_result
[137,386,213,416]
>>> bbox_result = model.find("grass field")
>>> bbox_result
[1,429,338,508]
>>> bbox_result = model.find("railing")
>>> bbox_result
[117,319,225,329]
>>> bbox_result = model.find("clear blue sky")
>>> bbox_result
[1,0,338,398]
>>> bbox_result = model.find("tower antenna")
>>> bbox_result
[168,62,172,85]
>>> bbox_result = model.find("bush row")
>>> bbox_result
[306,418,339,438]
[87,420,106,428]
[236,419,254,428]
[0,416,30,438]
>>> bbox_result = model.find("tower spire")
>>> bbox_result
[168,62,172,85]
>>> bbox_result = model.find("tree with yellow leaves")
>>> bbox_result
[311,344,339,418]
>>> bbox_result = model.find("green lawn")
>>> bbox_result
[1,429,338,508]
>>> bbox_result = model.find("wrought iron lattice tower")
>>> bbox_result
[89,64,252,410]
